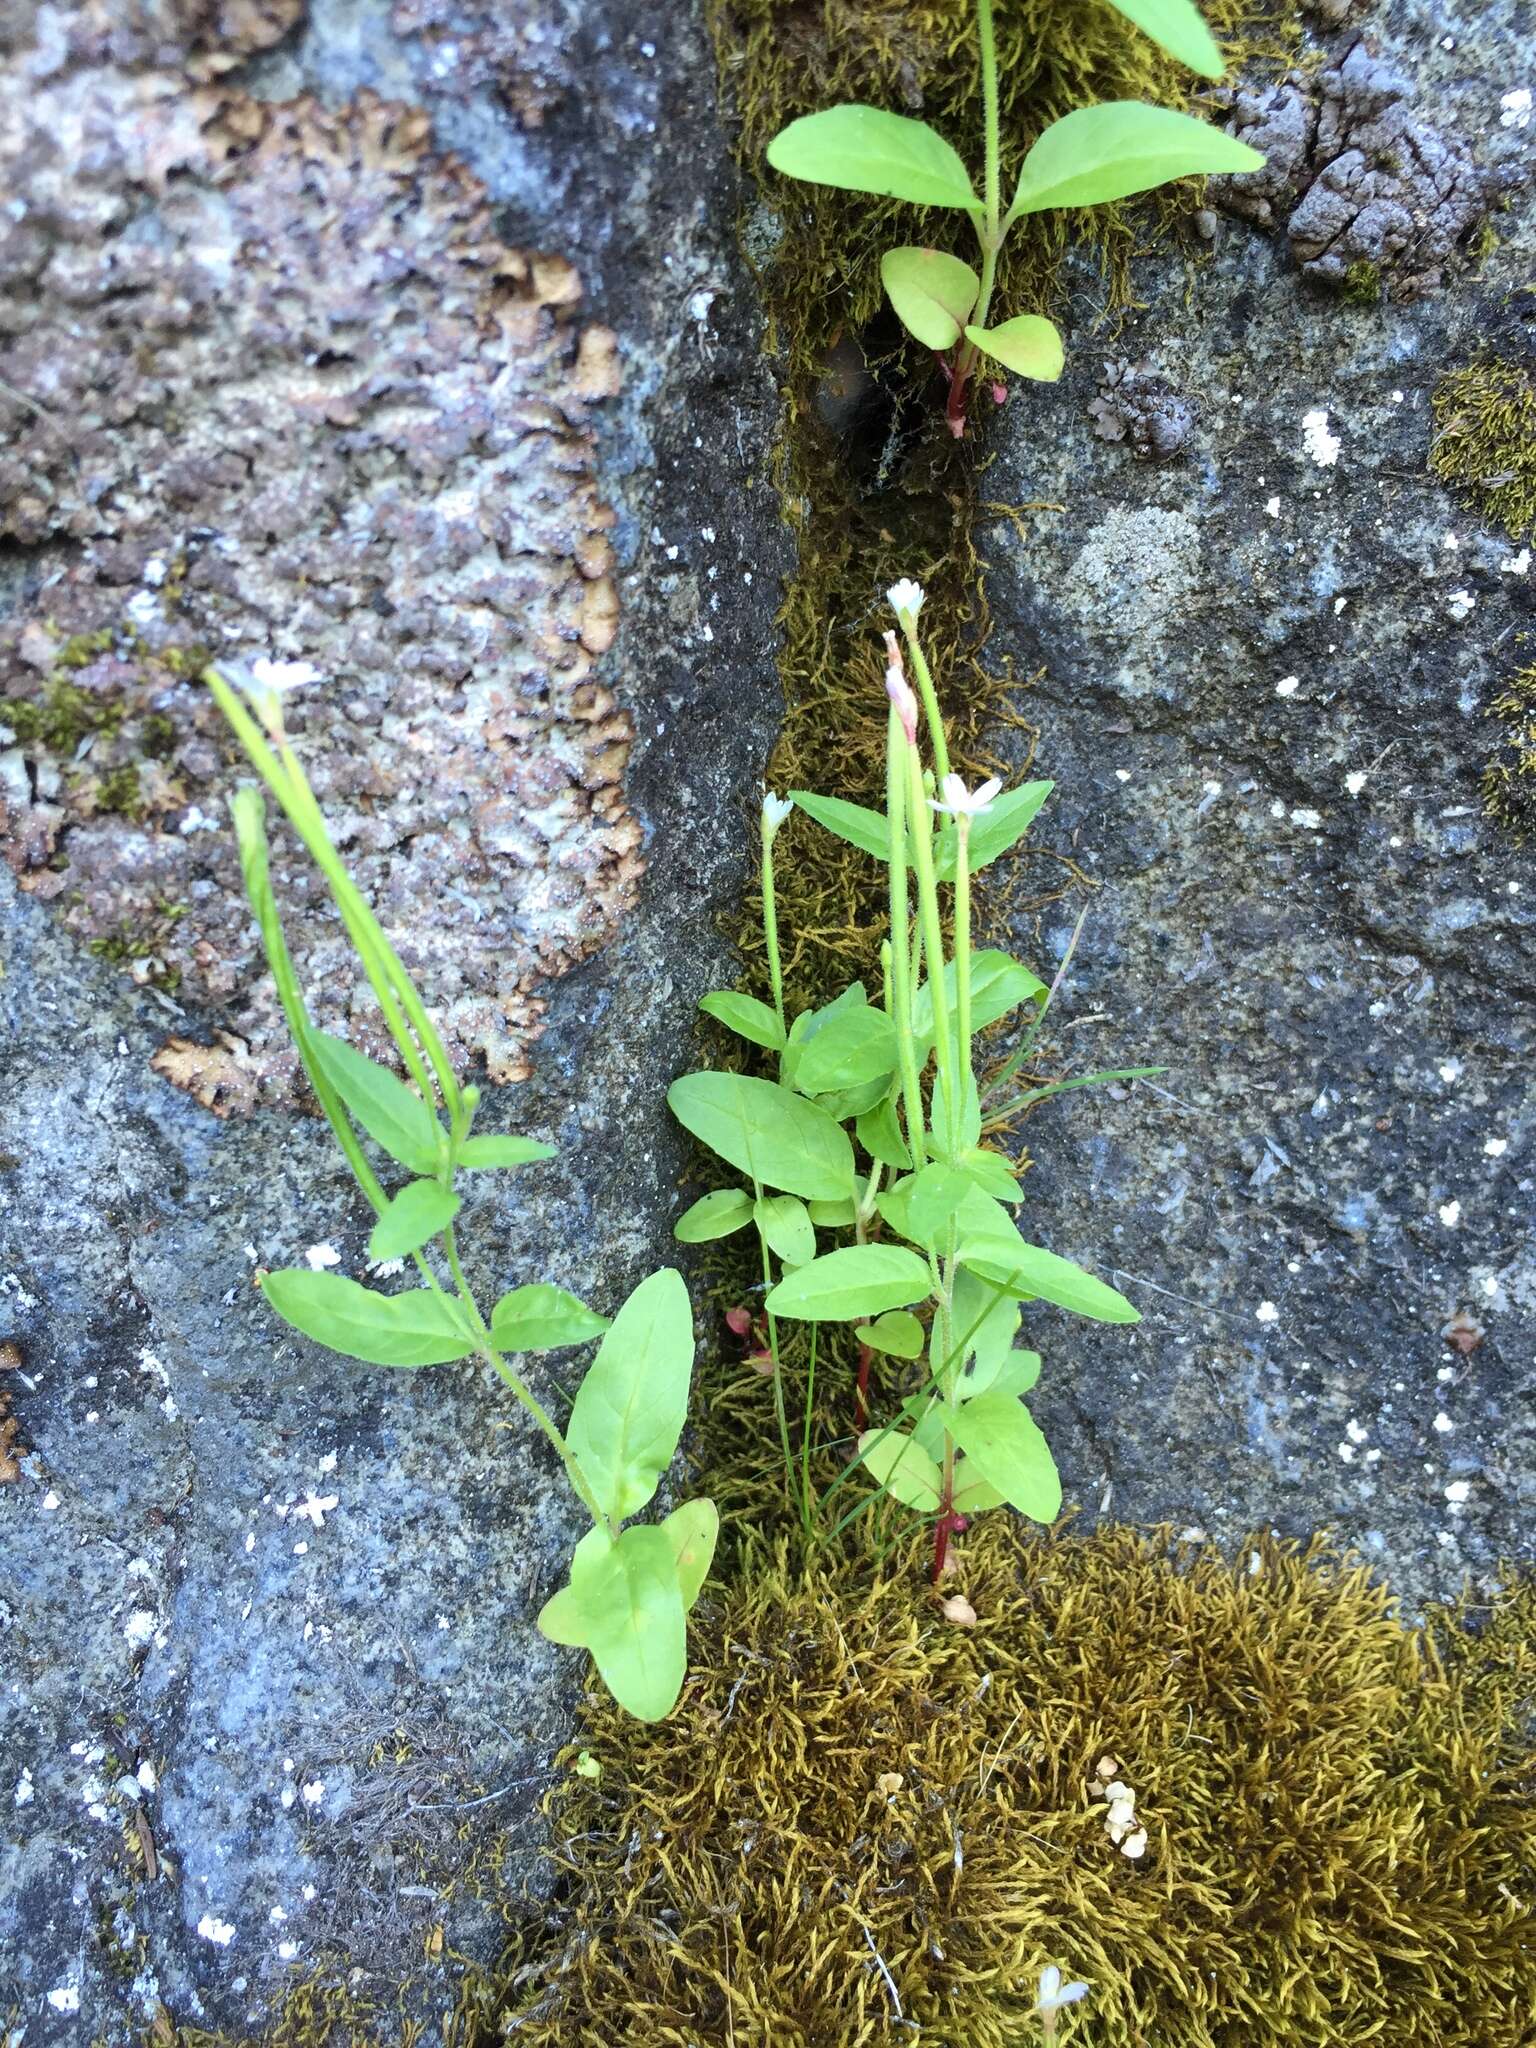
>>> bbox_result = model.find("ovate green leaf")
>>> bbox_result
[674,1187,755,1243]
[263,1269,474,1368]
[699,990,786,1051]
[662,1497,720,1612]
[668,1072,856,1201]
[456,1133,556,1170]
[491,1282,610,1353]
[312,1032,441,1176]
[767,104,979,211]
[793,1006,897,1097]
[755,1193,817,1268]
[855,1308,926,1360]
[1009,101,1264,219]
[964,314,1063,382]
[1105,0,1224,78]
[857,1428,942,1511]
[950,1392,1061,1522]
[880,245,980,348]
[961,1147,1023,1203]
[567,1268,694,1523]
[766,1243,932,1322]
[565,1523,688,1723]
[951,1456,1004,1513]
[935,781,1054,878]
[856,1096,912,1170]
[912,950,1045,1044]
[366,1179,460,1262]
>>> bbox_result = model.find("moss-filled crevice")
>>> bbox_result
[1484,657,1536,842]
[1431,355,1536,545]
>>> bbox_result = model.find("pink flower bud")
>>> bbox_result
[883,631,918,743]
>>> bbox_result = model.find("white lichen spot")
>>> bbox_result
[304,1242,341,1272]
[1500,87,1532,129]
[1301,408,1341,467]
[1264,495,1281,518]
[292,1493,338,1529]
[123,1610,156,1648]
[1433,1412,1455,1435]
[1483,1137,1508,1158]
[1439,1060,1462,1083]
[1444,1479,1471,1505]
[1445,589,1476,622]
[1345,1419,1369,1445]
[1276,676,1300,697]
[1337,1442,1356,1464]
[197,1914,236,1947]
[14,1768,34,1807]
[1501,547,1531,576]
[278,1940,301,1962]
[1291,807,1323,830]
[1345,770,1368,798]
[41,1492,59,1512]
[1438,1200,1462,1228]
[1255,1301,1280,1325]
[48,1988,80,2015]
[301,1779,325,1807]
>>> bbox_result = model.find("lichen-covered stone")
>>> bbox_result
[1088,356,1194,461]
[1213,39,1521,296]
[0,53,637,1103]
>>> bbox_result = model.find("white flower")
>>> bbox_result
[929,773,1002,819]
[1036,1965,1090,2014]
[249,657,324,694]
[761,791,793,836]
[886,577,925,619]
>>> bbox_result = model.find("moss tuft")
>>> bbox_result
[1430,357,1536,542]
[1483,658,1536,841]
[0,675,123,752]
[497,1520,1536,2046]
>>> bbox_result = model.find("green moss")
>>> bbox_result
[1430,357,1536,542]
[140,712,179,759]
[1483,658,1536,842]
[1341,257,1381,304]
[0,676,123,752]
[95,762,144,816]
[492,1522,1536,2047]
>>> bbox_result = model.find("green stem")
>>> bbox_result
[950,0,1004,427]
[884,713,928,1170]
[955,815,974,1083]
[761,815,787,1039]
[755,1201,798,1512]
[443,1221,616,1540]
[905,745,959,1157]
[902,624,952,790]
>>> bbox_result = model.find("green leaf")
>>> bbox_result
[366,1179,460,1262]
[961,1148,1022,1203]
[1008,101,1265,219]
[857,1096,912,1170]
[668,1072,856,1201]
[855,1309,926,1360]
[755,1193,816,1268]
[793,1007,897,1097]
[674,1187,756,1244]
[963,314,1063,383]
[952,1265,1022,1385]
[808,1196,859,1228]
[788,791,889,863]
[1001,1065,1167,1113]
[936,781,1054,878]
[959,1343,1041,1403]
[456,1133,557,1170]
[912,950,1045,1044]
[561,1523,689,1723]
[662,1497,720,1613]
[950,1392,1061,1522]
[262,1269,475,1368]
[857,1428,942,1511]
[312,1032,442,1176]
[766,1243,932,1322]
[951,1456,1004,1513]
[567,1268,694,1523]
[534,1526,610,1648]
[880,245,980,348]
[699,991,786,1051]
[930,1065,981,1153]
[767,104,980,211]
[1105,0,1224,78]
[958,1230,1141,1324]
[877,1163,973,1251]
[491,1282,610,1353]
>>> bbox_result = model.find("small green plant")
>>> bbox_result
[670,584,1159,1577]
[765,0,1263,435]
[207,660,716,1723]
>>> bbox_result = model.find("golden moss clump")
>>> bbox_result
[497,1520,1536,2047]
[1483,659,1536,841]
[1431,358,1536,541]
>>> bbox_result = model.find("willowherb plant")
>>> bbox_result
[766,0,1263,435]
[207,664,715,1723]
[670,584,1160,1578]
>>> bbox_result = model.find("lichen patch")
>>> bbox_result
[0,47,639,1106]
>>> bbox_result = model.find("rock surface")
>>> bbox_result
[0,0,785,2038]
[981,0,1535,1608]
